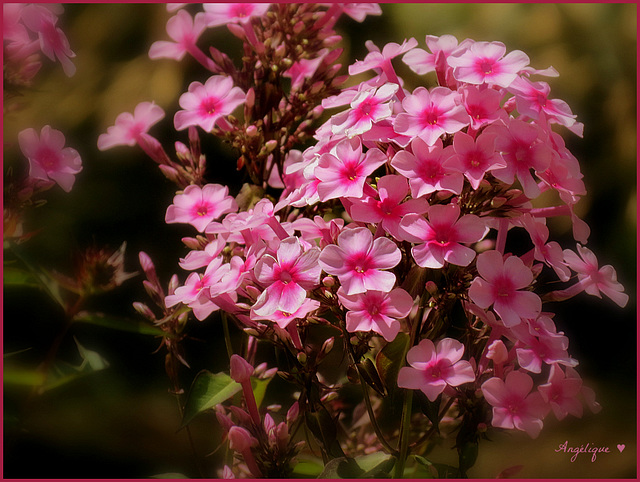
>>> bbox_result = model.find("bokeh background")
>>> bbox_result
[3,3,636,478]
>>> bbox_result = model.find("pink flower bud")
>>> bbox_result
[246,125,258,137]
[132,302,155,320]
[230,354,254,383]
[263,412,275,435]
[486,339,509,364]
[222,465,235,479]
[216,410,234,433]
[228,426,256,452]
[228,406,252,426]
[181,236,201,250]
[286,402,299,425]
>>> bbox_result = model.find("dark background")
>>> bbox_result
[3,4,636,478]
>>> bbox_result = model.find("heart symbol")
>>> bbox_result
[617,444,625,453]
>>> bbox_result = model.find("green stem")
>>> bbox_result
[394,389,413,478]
[221,312,234,359]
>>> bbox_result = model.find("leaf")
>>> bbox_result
[291,458,325,478]
[250,376,271,408]
[75,337,110,371]
[412,456,460,479]
[181,371,241,427]
[416,391,442,434]
[304,405,345,459]
[357,453,396,478]
[375,332,409,394]
[74,311,166,337]
[3,366,46,387]
[458,441,478,477]
[357,357,387,396]
[317,457,363,479]
[42,338,110,392]
[3,266,39,287]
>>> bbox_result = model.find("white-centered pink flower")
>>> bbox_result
[449,130,505,190]
[319,227,401,295]
[149,9,207,61]
[399,203,486,269]
[468,250,542,327]
[97,102,165,150]
[252,237,321,317]
[349,175,429,239]
[18,125,82,192]
[314,137,387,201]
[398,338,476,401]
[174,75,245,132]
[481,370,549,438]
[447,41,529,88]
[563,244,628,307]
[338,287,413,342]
[165,183,238,232]
[393,86,469,146]
[391,137,463,197]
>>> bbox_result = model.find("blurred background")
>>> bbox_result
[3,3,636,478]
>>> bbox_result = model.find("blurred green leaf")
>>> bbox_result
[42,338,110,392]
[304,405,345,460]
[74,311,166,336]
[3,266,39,287]
[357,453,396,478]
[251,376,271,408]
[318,457,363,478]
[181,371,241,427]
[3,366,46,387]
[413,455,460,478]
[291,458,324,477]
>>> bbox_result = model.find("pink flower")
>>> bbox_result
[447,41,529,88]
[520,215,570,281]
[18,126,82,192]
[174,75,245,132]
[165,183,238,232]
[399,203,486,269]
[331,83,399,137]
[348,175,428,239]
[393,86,469,146]
[390,137,463,197]
[449,130,505,190]
[402,34,463,76]
[203,3,270,27]
[338,287,413,342]
[537,364,584,420]
[314,137,387,201]
[563,244,628,307]
[468,250,542,327]
[481,370,548,438]
[252,237,321,317]
[283,53,325,91]
[149,9,207,61]
[349,38,418,76]
[97,102,165,150]
[398,338,475,401]
[251,298,320,329]
[459,85,506,130]
[319,226,401,295]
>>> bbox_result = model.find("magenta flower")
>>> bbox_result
[398,338,475,401]
[18,126,82,192]
[149,9,207,61]
[338,287,413,342]
[349,174,429,239]
[319,227,401,295]
[203,3,270,27]
[390,137,463,197]
[468,250,542,327]
[252,237,321,317]
[251,298,320,330]
[399,203,486,269]
[174,75,245,132]
[481,370,549,438]
[459,85,506,130]
[97,102,165,150]
[449,131,505,190]
[283,53,325,91]
[331,83,399,137]
[563,244,628,307]
[165,183,238,232]
[447,41,529,88]
[393,86,469,146]
[314,137,387,201]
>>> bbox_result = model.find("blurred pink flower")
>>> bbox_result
[18,125,82,192]
[97,102,165,150]
[398,338,475,401]
[203,3,270,27]
[537,364,583,420]
[174,75,245,132]
[165,183,238,232]
[149,9,207,61]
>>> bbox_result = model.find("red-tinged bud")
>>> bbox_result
[168,274,180,296]
[310,81,324,94]
[323,48,342,66]
[293,20,305,34]
[262,367,278,378]
[181,236,200,250]
[323,35,342,47]
[322,275,335,287]
[216,410,234,433]
[177,311,189,324]
[226,23,245,40]
[263,412,276,436]
[246,124,258,137]
[276,421,289,451]
[245,285,261,302]
[222,465,235,479]
[132,302,155,320]
[158,164,180,183]
[286,401,299,425]
[139,251,158,281]
[228,426,257,452]
[143,280,162,305]
[228,406,252,425]
[425,280,438,295]
[230,354,254,383]
[175,141,190,159]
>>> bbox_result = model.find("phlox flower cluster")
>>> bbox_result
[109,4,628,477]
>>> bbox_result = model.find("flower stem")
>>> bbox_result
[394,388,413,477]
[221,312,234,359]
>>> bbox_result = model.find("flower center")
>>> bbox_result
[425,110,439,125]
[36,146,60,171]
[201,97,218,116]
[479,60,493,75]
[196,205,209,216]
[279,271,293,284]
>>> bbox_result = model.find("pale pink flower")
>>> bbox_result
[338,287,413,342]
[391,137,463,197]
[18,126,82,192]
[511,322,577,374]
[251,298,320,329]
[481,370,548,438]
[449,131,505,190]
[349,38,418,76]
[314,137,387,201]
[393,86,469,146]
[174,75,245,132]
[337,4,382,22]
[349,175,429,239]
[97,102,165,150]
[178,238,226,270]
[520,215,570,281]
[399,203,486,269]
[319,226,401,295]
[331,83,399,137]
[252,237,321,317]
[149,9,207,61]
[165,183,238,232]
[398,338,476,401]
[468,250,542,327]
[283,51,326,91]
[563,244,628,307]
[447,41,529,88]
[402,34,463,76]
[203,3,270,27]
[488,119,553,199]
[537,364,584,420]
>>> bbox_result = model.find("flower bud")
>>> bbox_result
[296,352,307,365]
[168,274,180,296]
[158,164,180,183]
[486,340,508,364]
[230,354,254,383]
[222,465,235,479]
[286,402,299,425]
[322,276,335,287]
[226,23,246,40]
[133,302,155,320]
[228,426,257,452]
[245,124,258,137]
[263,412,276,436]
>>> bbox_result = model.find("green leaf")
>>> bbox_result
[74,311,166,337]
[304,405,345,459]
[376,332,409,394]
[291,458,324,477]
[250,376,271,408]
[357,453,396,478]
[181,371,241,427]
[357,357,387,396]
[3,266,39,287]
[413,456,460,478]
[42,338,110,392]
[3,366,46,387]
[317,457,363,479]
[416,391,442,434]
